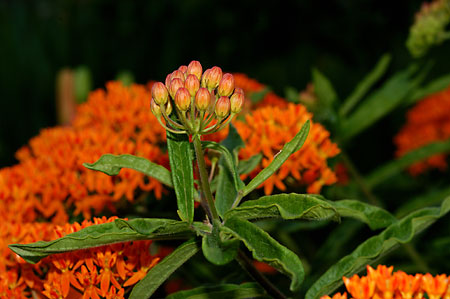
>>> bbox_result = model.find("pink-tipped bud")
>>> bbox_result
[165,74,172,89]
[185,74,200,97]
[169,78,184,99]
[215,96,230,118]
[151,82,169,105]
[150,98,162,117]
[234,87,244,95]
[178,65,187,74]
[195,88,211,111]
[171,70,185,82]
[175,88,191,111]
[218,73,235,97]
[230,92,244,113]
[187,60,202,80]
[206,66,223,90]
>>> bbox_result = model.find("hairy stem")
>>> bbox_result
[236,249,287,299]
[193,134,220,222]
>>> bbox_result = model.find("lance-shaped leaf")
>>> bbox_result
[238,154,263,175]
[339,66,419,141]
[83,154,172,187]
[406,73,450,105]
[365,140,450,189]
[205,124,245,217]
[167,283,268,299]
[330,199,397,230]
[224,193,339,222]
[305,196,450,299]
[167,130,194,223]
[240,120,310,199]
[223,217,305,291]
[312,68,338,107]
[202,221,239,265]
[339,53,391,117]
[9,218,195,264]
[130,239,200,299]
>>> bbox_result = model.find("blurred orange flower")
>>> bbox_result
[394,85,450,175]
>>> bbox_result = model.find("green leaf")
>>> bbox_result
[312,68,338,107]
[224,193,339,222]
[365,140,450,188]
[204,125,245,217]
[305,196,450,299]
[223,217,305,291]
[339,67,418,141]
[8,218,194,264]
[237,154,263,175]
[395,185,450,217]
[330,200,397,230]
[167,130,195,223]
[83,154,172,187]
[202,221,239,265]
[130,239,200,299]
[406,74,450,105]
[249,87,271,104]
[167,283,269,299]
[240,120,310,198]
[339,54,391,116]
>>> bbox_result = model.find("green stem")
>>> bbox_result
[236,249,287,299]
[341,151,383,207]
[193,134,220,222]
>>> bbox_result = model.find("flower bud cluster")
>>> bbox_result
[151,61,244,135]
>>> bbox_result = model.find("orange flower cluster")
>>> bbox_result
[1,217,162,299]
[232,73,340,194]
[394,85,450,175]
[321,265,450,299]
[0,82,167,224]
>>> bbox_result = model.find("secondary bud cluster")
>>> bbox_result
[150,61,245,135]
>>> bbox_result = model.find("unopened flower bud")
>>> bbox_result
[178,65,187,74]
[234,87,244,95]
[206,66,222,90]
[215,96,230,118]
[218,73,235,97]
[201,69,211,88]
[230,92,244,113]
[165,74,172,89]
[165,99,173,115]
[150,98,162,117]
[171,70,185,82]
[185,74,200,97]
[195,88,211,111]
[187,60,202,80]
[175,88,191,111]
[151,82,169,105]
[169,78,184,99]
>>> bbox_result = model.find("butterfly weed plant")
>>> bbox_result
[9,60,450,299]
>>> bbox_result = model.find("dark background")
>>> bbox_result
[1,0,450,167]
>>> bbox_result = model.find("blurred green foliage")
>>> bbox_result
[2,0,450,167]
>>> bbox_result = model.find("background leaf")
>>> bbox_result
[167,130,195,223]
[339,53,391,117]
[9,218,194,264]
[130,239,200,299]
[241,120,310,198]
[305,196,450,299]
[83,154,172,187]
[312,68,338,107]
[406,74,450,105]
[223,217,305,291]
[224,193,339,222]
[237,154,263,175]
[167,283,269,299]
[365,140,450,188]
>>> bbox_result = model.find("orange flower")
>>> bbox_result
[394,85,450,175]
[343,274,376,299]
[367,265,399,299]
[396,271,422,299]
[234,103,340,194]
[421,274,448,299]
[320,293,348,299]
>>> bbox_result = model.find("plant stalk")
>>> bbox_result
[192,134,220,222]
[236,249,287,299]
